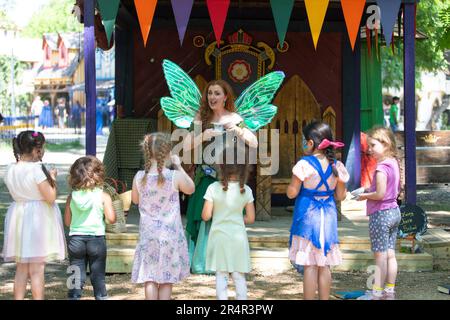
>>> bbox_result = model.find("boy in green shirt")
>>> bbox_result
[389,97,400,132]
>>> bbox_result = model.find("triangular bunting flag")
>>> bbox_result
[304,0,330,49]
[377,0,402,46]
[341,0,366,50]
[134,0,158,46]
[170,0,194,46]
[97,0,121,46]
[270,0,295,47]
[206,0,230,46]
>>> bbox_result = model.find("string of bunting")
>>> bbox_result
[94,0,415,52]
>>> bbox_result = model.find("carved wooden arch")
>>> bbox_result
[322,106,337,138]
[270,75,322,194]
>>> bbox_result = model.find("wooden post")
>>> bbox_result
[84,0,96,156]
[403,3,416,204]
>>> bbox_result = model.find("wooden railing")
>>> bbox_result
[395,131,450,185]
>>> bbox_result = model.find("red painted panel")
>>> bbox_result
[132,28,342,138]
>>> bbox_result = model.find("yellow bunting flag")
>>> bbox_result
[304,0,329,49]
[341,0,366,50]
[134,0,158,46]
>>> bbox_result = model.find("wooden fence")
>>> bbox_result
[395,131,450,185]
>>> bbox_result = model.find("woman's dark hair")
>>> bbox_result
[68,156,105,190]
[218,144,252,194]
[302,121,338,177]
[12,130,55,188]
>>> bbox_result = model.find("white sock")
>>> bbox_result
[216,272,229,300]
[231,272,248,300]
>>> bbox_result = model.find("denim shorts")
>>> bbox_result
[369,207,401,252]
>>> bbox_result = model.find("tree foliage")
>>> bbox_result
[21,0,82,38]
[0,55,26,115]
[382,0,449,89]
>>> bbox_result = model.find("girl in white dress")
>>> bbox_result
[2,131,66,299]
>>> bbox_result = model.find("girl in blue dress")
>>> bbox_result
[287,121,349,300]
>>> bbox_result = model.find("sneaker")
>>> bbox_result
[356,290,383,300]
[382,291,396,300]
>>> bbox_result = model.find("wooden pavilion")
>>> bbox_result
[79,0,419,219]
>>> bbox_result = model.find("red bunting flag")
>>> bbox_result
[134,0,158,47]
[341,0,366,50]
[206,0,230,46]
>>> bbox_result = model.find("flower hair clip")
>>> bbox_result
[32,132,39,137]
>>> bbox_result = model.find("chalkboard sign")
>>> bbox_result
[399,204,428,236]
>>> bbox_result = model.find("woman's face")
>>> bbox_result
[207,84,227,111]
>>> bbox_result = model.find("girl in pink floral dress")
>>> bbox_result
[131,133,195,300]
[287,121,349,300]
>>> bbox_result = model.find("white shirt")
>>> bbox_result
[5,162,48,202]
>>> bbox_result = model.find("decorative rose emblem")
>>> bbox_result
[228,60,252,83]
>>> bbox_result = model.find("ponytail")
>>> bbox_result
[324,147,339,177]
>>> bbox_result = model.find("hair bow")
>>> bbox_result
[32,132,39,137]
[317,139,345,150]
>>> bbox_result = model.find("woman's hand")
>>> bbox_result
[223,122,244,137]
[202,128,223,141]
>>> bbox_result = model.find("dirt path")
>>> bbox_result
[0,261,449,300]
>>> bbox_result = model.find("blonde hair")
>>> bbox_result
[367,126,404,199]
[141,132,172,187]
[367,126,397,159]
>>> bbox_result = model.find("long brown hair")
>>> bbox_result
[68,156,105,190]
[218,145,252,194]
[12,130,55,188]
[199,80,236,130]
[141,132,172,187]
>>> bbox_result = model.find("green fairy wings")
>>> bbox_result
[160,59,285,131]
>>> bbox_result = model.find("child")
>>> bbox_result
[64,156,116,300]
[2,130,66,299]
[201,145,255,300]
[131,133,195,300]
[356,127,401,300]
[287,121,349,300]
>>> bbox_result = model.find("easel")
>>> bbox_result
[398,234,416,254]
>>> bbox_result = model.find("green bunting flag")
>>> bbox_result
[270,0,295,47]
[97,0,121,46]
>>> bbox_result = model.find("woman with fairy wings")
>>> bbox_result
[160,60,285,274]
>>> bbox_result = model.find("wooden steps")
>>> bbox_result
[105,244,434,274]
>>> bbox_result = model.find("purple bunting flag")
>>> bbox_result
[170,0,194,46]
[376,0,402,46]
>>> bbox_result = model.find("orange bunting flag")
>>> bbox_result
[304,0,330,50]
[134,0,158,46]
[341,0,366,50]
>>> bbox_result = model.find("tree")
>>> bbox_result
[381,0,449,89]
[0,55,26,116]
[21,0,82,38]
